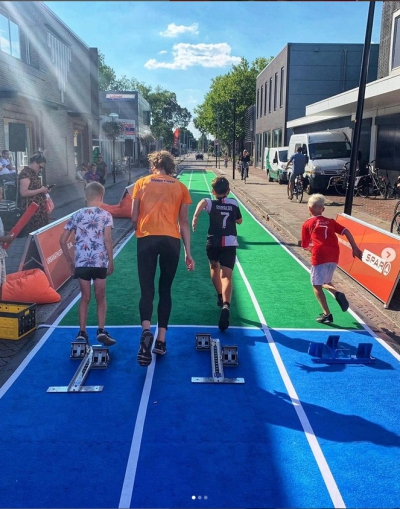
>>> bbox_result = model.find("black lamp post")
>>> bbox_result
[229,99,236,179]
[109,112,119,183]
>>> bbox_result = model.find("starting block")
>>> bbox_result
[309,335,375,364]
[47,341,111,393]
[192,334,244,384]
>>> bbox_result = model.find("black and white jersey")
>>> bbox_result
[205,197,242,247]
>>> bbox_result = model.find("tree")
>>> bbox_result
[193,57,273,153]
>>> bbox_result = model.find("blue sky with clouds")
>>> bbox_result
[44,1,383,136]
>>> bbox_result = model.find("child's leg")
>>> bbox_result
[209,260,222,295]
[220,265,233,304]
[78,278,92,331]
[312,285,330,316]
[93,278,107,329]
[322,282,338,294]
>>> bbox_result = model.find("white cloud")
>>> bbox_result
[144,42,241,70]
[159,23,199,38]
[158,50,168,55]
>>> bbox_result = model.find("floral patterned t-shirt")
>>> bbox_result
[64,207,113,268]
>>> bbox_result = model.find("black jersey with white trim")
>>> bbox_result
[205,197,242,247]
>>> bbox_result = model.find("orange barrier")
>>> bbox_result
[3,269,61,304]
[337,213,400,308]
[100,192,132,218]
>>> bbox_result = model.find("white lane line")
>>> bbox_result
[235,259,346,509]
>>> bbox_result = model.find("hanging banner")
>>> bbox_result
[336,213,400,308]
[173,128,180,148]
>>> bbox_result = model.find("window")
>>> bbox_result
[0,13,21,59]
[260,86,263,118]
[280,67,284,108]
[264,82,267,115]
[268,77,272,113]
[308,141,351,160]
[273,128,282,147]
[392,13,400,70]
[256,88,259,119]
[274,72,278,111]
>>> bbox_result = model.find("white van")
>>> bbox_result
[264,147,289,184]
[287,131,351,194]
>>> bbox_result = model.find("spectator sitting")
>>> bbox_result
[0,150,16,175]
[84,163,100,186]
[76,163,88,182]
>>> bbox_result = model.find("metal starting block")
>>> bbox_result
[192,337,244,384]
[47,342,111,393]
[196,333,211,350]
[309,335,375,364]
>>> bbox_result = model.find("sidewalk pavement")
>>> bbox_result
[206,156,400,355]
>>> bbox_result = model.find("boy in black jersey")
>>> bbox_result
[192,177,242,331]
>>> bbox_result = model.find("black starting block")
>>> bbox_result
[192,333,244,384]
[309,335,375,364]
[47,340,111,393]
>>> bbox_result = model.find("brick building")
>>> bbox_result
[0,1,98,185]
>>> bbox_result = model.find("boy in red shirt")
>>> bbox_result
[301,194,363,324]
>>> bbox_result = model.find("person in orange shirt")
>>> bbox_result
[131,150,195,367]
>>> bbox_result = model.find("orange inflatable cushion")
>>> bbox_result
[3,269,61,304]
[100,193,132,218]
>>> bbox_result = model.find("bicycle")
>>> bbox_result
[390,211,400,235]
[287,174,304,203]
[240,162,249,183]
[384,171,400,200]
[357,161,388,199]
[328,162,363,196]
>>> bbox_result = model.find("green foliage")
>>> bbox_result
[193,56,273,151]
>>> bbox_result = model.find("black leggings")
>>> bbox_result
[137,235,181,329]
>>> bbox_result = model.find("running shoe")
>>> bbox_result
[137,329,154,366]
[97,328,116,346]
[316,313,333,324]
[218,305,230,331]
[76,330,89,342]
[152,339,167,356]
[335,292,349,312]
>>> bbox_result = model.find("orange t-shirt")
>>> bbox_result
[132,174,192,238]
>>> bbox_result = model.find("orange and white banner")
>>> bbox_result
[336,213,400,307]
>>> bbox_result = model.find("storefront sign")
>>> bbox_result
[105,93,136,100]
[336,213,400,307]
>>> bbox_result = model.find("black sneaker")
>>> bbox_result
[137,329,154,366]
[76,330,89,342]
[335,292,349,312]
[218,306,230,331]
[217,295,223,308]
[152,339,167,356]
[97,328,116,346]
[316,313,333,324]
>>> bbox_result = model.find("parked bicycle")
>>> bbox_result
[357,161,388,199]
[384,171,400,200]
[328,162,363,196]
[390,210,400,235]
[287,174,304,203]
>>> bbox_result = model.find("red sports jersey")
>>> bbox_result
[301,215,346,266]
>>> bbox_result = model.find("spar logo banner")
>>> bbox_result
[336,213,400,307]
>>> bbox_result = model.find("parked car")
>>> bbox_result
[264,147,289,184]
[195,152,204,160]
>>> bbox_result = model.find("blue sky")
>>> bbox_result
[44,1,383,137]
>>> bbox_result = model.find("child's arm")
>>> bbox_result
[0,233,14,244]
[192,199,207,231]
[342,228,363,260]
[60,230,75,275]
[104,225,114,275]
[131,198,140,233]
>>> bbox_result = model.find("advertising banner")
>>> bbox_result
[173,128,180,148]
[19,215,74,290]
[336,213,400,307]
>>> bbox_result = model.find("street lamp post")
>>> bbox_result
[229,99,237,180]
[109,112,119,183]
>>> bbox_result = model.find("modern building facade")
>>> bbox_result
[0,1,99,185]
[254,43,379,168]
[286,2,400,184]
[98,91,151,167]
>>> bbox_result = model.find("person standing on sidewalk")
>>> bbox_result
[131,150,195,367]
[95,154,108,185]
[60,181,116,346]
[301,193,363,324]
[286,146,307,199]
[192,176,242,331]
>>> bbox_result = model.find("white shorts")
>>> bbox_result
[311,262,337,286]
[0,257,6,286]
